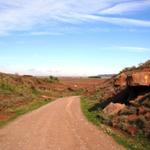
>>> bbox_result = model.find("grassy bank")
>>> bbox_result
[81,96,150,150]
[0,74,79,127]
[0,99,51,127]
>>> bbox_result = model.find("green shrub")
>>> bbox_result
[0,81,14,92]
[47,76,59,83]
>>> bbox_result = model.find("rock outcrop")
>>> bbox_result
[114,70,150,87]
[92,60,150,138]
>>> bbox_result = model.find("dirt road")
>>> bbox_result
[0,96,124,150]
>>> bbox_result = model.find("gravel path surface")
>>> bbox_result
[0,96,124,150]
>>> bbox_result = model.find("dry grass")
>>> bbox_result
[0,73,101,125]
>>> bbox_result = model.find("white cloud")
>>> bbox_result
[30,31,62,36]
[101,1,150,15]
[106,46,150,53]
[71,14,150,27]
[0,0,150,35]
[117,46,150,52]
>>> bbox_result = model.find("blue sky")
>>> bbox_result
[0,0,150,76]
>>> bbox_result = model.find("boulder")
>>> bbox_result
[119,107,137,115]
[127,114,139,122]
[127,125,138,136]
[145,112,150,120]
[138,106,147,115]
[103,102,126,116]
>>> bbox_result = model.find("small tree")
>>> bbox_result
[48,76,59,83]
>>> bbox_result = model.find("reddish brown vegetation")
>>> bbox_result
[0,73,103,123]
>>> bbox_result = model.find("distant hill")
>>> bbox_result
[89,74,116,79]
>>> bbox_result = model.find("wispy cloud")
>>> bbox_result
[30,31,62,36]
[117,46,150,52]
[0,0,150,35]
[106,46,150,53]
[100,0,150,15]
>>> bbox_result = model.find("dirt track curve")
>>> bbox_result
[0,96,124,150]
